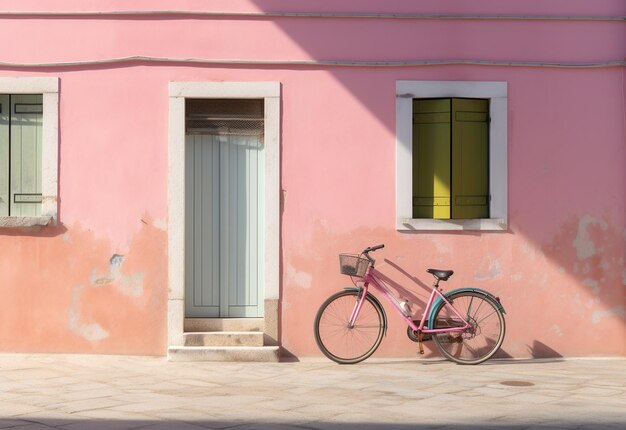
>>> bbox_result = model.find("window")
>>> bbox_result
[396,81,507,231]
[413,98,489,220]
[0,78,58,227]
[1,94,43,217]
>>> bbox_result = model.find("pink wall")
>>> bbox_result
[0,1,624,357]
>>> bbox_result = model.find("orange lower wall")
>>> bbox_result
[280,216,626,359]
[0,222,167,355]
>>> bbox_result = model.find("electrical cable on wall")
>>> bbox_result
[0,11,624,21]
[0,56,624,69]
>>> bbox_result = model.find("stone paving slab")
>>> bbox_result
[0,354,624,429]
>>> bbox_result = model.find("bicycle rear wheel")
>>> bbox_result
[431,291,505,365]
[314,290,385,364]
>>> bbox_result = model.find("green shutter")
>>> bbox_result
[412,99,451,219]
[0,95,8,216]
[451,98,489,219]
[10,94,43,217]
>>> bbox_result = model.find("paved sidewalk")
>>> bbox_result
[0,354,624,430]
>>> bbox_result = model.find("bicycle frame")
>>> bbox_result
[349,267,471,334]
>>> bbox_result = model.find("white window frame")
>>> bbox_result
[396,81,507,231]
[0,77,59,227]
[167,81,281,348]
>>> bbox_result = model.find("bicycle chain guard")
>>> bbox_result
[406,320,432,342]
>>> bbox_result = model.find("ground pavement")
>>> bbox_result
[0,354,624,429]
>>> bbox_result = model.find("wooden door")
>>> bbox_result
[185,134,265,318]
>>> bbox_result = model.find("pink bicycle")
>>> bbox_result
[314,244,506,365]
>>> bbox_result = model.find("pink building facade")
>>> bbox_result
[0,0,624,359]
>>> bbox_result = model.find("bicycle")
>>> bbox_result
[314,244,506,365]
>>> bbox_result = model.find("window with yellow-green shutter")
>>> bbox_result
[412,98,489,219]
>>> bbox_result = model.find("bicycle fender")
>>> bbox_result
[343,287,388,337]
[427,288,506,329]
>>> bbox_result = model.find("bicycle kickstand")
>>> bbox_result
[418,332,424,355]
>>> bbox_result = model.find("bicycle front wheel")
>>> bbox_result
[314,290,385,364]
[432,291,506,365]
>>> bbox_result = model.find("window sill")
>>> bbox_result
[0,216,53,228]
[397,218,507,232]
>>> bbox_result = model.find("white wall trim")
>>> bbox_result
[0,77,59,223]
[396,80,508,231]
[167,81,281,347]
[0,77,58,94]
[169,81,280,99]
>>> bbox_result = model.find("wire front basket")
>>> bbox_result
[339,254,370,277]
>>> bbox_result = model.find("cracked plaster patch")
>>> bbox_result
[475,256,502,280]
[572,215,608,261]
[153,218,167,231]
[582,278,601,295]
[68,285,109,342]
[551,325,563,337]
[68,254,146,342]
[89,254,145,297]
[286,264,312,289]
[592,306,626,324]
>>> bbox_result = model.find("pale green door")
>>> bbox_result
[185,133,265,318]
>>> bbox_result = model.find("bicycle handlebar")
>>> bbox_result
[362,244,384,265]
[363,244,385,253]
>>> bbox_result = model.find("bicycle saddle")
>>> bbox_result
[426,269,454,281]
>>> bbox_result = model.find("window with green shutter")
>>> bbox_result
[0,94,43,217]
[412,98,489,220]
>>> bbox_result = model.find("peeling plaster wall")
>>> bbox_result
[0,222,167,354]
[0,0,624,356]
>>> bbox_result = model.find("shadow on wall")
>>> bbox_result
[256,0,625,355]
[0,223,67,238]
[380,259,571,360]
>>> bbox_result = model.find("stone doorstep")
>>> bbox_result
[184,331,264,347]
[184,318,264,332]
[167,346,280,362]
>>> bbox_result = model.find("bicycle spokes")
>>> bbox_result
[314,290,385,364]
[432,292,505,365]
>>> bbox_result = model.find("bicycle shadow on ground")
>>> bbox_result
[527,340,564,359]
[334,356,566,366]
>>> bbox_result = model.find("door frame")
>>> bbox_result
[167,81,281,347]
